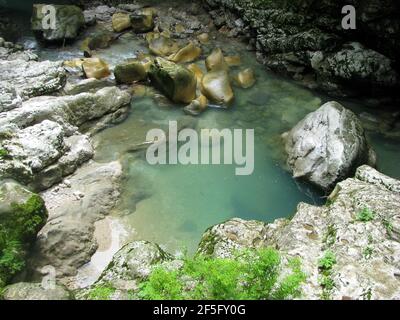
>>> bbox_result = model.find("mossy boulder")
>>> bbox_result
[112,12,132,32]
[130,9,155,33]
[148,57,197,103]
[0,181,47,288]
[114,60,147,84]
[31,4,85,42]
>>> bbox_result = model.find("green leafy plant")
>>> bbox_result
[363,246,373,259]
[382,218,393,236]
[139,248,306,300]
[318,250,336,272]
[0,148,8,160]
[0,194,47,289]
[87,284,116,300]
[356,207,375,222]
[322,224,337,247]
[317,250,337,299]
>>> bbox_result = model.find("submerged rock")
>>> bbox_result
[149,57,197,103]
[234,68,256,88]
[197,33,209,44]
[205,48,229,71]
[201,70,234,105]
[148,34,180,57]
[80,31,114,57]
[283,101,376,191]
[114,60,147,84]
[168,42,202,63]
[2,282,71,300]
[0,181,48,287]
[31,4,85,42]
[82,58,110,80]
[112,12,131,32]
[184,95,208,116]
[225,55,241,67]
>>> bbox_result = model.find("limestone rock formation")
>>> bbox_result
[283,101,376,190]
[31,4,85,42]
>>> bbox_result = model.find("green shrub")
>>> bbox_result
[139,248,306,300]
[0,194,47,288]
[87,284,116,300]
[318,250,336,272]
[356,207,375,222]
[0,148,8,160]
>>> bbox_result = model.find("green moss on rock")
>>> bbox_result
[0,181,48,288]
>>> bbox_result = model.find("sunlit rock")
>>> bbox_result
[175,23,186,34]
[205,48,228,71]
[31,4,85,42]
[197,33,209,44]
[184,95,209,116]
[168,42,202,63]
[112,12,132,32]
[63,58,84,69]
[114,59,147,84]
[148,34,180,57]
[82,57,111,79]
[283,101,376,190]
[201,70,234,105]
[225,55,241,67]
[235,68,256,88]
[131,9,155,33]
[187,63,204,84]
[149,57,197,103]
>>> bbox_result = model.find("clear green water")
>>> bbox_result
[14,21,400,254]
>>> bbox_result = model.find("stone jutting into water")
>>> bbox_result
[112,12,132,32]
[198,165,400,299]
[114,60,147,84]
[168,42,202,64]
[82,57,111,79]
[201,70,234,105]
[204,0,400,98]
[148,57,197,104]
[283,101,376,191]
[0,87,131,191]
[31,4,85,42]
